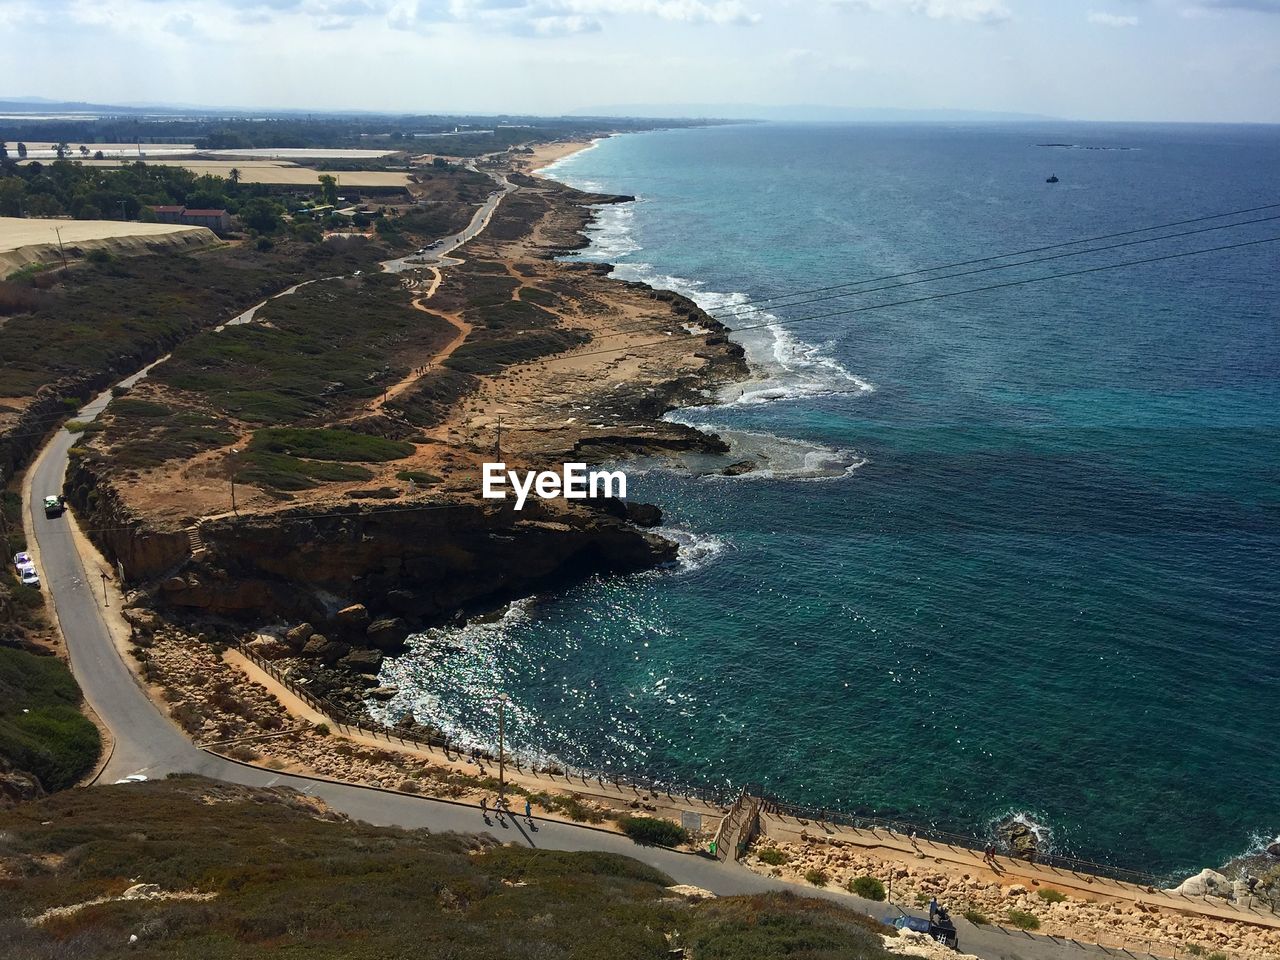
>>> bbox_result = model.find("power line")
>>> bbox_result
[5,207,1277,447]
[545,212,1280,346]
[537,234,1280,368]
[686,199,1280,311]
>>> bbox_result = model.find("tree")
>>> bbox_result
[54,142,69,159]
[0,178,26,217]
[229,167,241,184]
[17,142,27,159]
[93,150,104,160]
[318,173,338,206]
[79,145,90,158]
[0,142,7,160]
[238,197,283,234]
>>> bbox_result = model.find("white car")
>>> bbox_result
[17,563,40,589]
[13,551,32,569]
[112,774,148,785]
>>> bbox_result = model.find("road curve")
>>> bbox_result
[20,233,1138,960]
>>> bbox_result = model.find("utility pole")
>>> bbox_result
[53,226,68,271]
[119,200,127,221]
[494,415,503,458]
[496,693,510,809]
[229,448,240,516]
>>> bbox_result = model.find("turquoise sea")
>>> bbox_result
[376,122,1280,878]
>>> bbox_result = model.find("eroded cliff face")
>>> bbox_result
[67,454,673,638]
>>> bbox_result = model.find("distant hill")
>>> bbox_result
[573,103,1061,123]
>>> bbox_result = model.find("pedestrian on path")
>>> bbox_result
[525,798,532,821]
[480,796,488,818]
[983,844,997,867]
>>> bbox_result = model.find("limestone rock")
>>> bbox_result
[247,636,291,660]
[366,617,408,652]
[301,635,349,665]
[1168,869,1233,898]
[335,604,371,635]
[368,686,400,701]
[122,883,162,900]
[340,648,384,674]
[285,623,315,648]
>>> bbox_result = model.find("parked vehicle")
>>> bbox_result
[17,563,40,589]
[13,551,32,569]
[885,905,958,951]
[43,494,66,518]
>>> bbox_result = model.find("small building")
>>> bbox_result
[179,208,231,232]
[146,205,231,233]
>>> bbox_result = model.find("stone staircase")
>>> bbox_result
[185,524,207,559]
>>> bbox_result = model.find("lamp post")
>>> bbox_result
[229,448,240,516]
[99,571,108,608]
[496,693,510,809]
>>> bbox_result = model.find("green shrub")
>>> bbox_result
[618,815,688,847]
[848,876,886,901]
[238,451,374,491]
[964,909,989,925]
[1205,952,1228,960]
[0,648,101,791]
[804,868,830,887]
[1006,909,1040,931]
[757,847,787,866]
[249,427,413,463]
[528,791,606,824]
[1036,888,1066,904]
[1185,946,1205,958]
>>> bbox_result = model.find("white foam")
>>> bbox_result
[651,526,731,573]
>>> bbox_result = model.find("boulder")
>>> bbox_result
[335,603,371,636]
[367,686,400,701]
[122,607,162,634]
[122,883,162,900]
[341,648,384,674]
[1005,884,1028,897]
[246,636,291,660]
[1168,868,1233,898]
[285,622,315,648]
[366,617,408,652]
[301,635,349,665]
[624,501,663,528]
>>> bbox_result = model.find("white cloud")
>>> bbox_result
[387,0,759,32]
[1088,10,1139,26]
[830,0,1013,24]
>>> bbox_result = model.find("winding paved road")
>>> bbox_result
[19,186,1153,960]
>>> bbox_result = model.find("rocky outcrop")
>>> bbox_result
[1168,868,1234,898]
[64,455,190,581]
[153,498,674,635]
[0,755,46,808]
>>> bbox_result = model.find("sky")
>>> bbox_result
[2,0,1279,122]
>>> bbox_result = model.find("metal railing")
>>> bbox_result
[236,643,730,810]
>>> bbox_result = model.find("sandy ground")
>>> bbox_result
[0,216,218,277]
[17,158,413,187]
[521,139,601,173]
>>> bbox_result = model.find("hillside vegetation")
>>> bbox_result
[0,646,100,802]
[0,778,896,960]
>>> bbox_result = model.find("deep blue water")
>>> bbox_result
[377,123,1280,877]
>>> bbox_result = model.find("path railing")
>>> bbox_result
[235,643,1277,914]
[235,643,729,811]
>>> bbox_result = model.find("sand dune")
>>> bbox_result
[0,217,218,277]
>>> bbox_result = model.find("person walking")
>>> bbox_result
[983,844,997,867]
[524,798,532,821]
[480,796,488,818]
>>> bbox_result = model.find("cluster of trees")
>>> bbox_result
[0,156,292,231]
